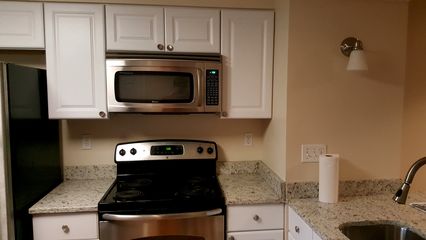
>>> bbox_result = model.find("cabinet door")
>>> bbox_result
[165,7,220,53]
[228,230,283,240]
[0,1,44,49]
[227,204,284,232]
[106,5,164,52]
[33,212,98,240]
[288,207,313,240]
[44,3,107,119]
[221,10,274,119]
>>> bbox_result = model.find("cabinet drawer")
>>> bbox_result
[227,229,283,240]
[227,204,284,231]
[288,207,312,240]
[33,212,98,240]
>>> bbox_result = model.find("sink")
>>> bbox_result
[339,223,425,240]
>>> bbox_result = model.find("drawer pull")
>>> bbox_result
[62,225,70,234]
[228,236,235,240]
[295,225,300,233]
[253,214,260,221]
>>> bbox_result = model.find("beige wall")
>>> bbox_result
[400,0,426,191]
[62,115,268,165]
[286,0,408,182]
[263,0,289,180]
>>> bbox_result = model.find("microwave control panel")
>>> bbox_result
[206,69,219,106]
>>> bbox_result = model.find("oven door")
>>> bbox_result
[99,209,224,240]
[106,59,205,113]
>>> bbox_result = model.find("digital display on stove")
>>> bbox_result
[150,145,184,155]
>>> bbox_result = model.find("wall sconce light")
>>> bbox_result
[340,37,368,71]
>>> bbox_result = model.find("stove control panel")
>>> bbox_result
[115,140,217,162]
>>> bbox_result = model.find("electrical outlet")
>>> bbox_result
[301,144,326,163]
[81,135,92,150]
[244,133,253,146]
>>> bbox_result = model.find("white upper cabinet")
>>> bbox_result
[165,7,220,53]
[106,5,220,53]
[0,1,44,49]
[221,9,274,119]
[106,5,164,52]
[44,3,108,119]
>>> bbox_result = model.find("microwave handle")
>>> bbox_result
[102,208,222,221]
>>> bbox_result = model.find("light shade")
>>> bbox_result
[346,49,368,71]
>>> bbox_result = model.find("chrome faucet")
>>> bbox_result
[393,157,426,204]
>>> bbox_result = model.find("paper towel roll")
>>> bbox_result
[319,154,340,203]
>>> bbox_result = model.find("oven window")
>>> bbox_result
[115,71,194,103]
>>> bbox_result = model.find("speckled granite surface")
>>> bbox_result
[288,192,426,240]
[29,179,114,214]
[217,160,285,201]
[218,174,284,205]
[217,160,285,205]
[32,161,284,214]
[64,165,116,180]
[286,179,401,199]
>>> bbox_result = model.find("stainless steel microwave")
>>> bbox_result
[106,55,221,113]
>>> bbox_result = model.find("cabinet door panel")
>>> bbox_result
[288,207,313,240]
[33,212,98,240]
[44,3,107,119]
[227,204,284,232]
[165,7,220,53]
[228,230,283,240]
[221,10,274,118]
[106,5,164,52]
[0,1,44,49]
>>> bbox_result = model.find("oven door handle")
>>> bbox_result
[102,208,222,221]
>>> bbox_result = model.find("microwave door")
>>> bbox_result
[107,66,203,113]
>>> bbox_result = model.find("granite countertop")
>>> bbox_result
[218,174,283,205]
[288,192,426,240]
[29,179,114,214]
[29,161,284,214]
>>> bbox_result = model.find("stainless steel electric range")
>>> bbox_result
[98,140,225,240]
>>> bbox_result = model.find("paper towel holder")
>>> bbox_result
[340,37,368,71]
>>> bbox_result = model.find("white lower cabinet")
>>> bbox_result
[288,206,322,240]
[228,230,283,240]
[227,204,284,240]
[32,212,98,240]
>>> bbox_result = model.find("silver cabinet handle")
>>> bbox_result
[62,225,70,233]
[295,225,300,233]
[99,111,106,118]
[228,236,235,240]
[167,44,174,51]
[103,208,222,221]
[253,214,260,221]
[157,44,164,50]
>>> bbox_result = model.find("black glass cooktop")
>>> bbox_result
[98,174,225,215]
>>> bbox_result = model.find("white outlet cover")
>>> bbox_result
[81,135,92,150]
[301,144,326,163]
[244,133,253,146]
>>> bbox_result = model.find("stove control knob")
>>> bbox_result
[119,149,126,156]
[197,147,204,154]
[130,148,137,155]
[207,147,214,154]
